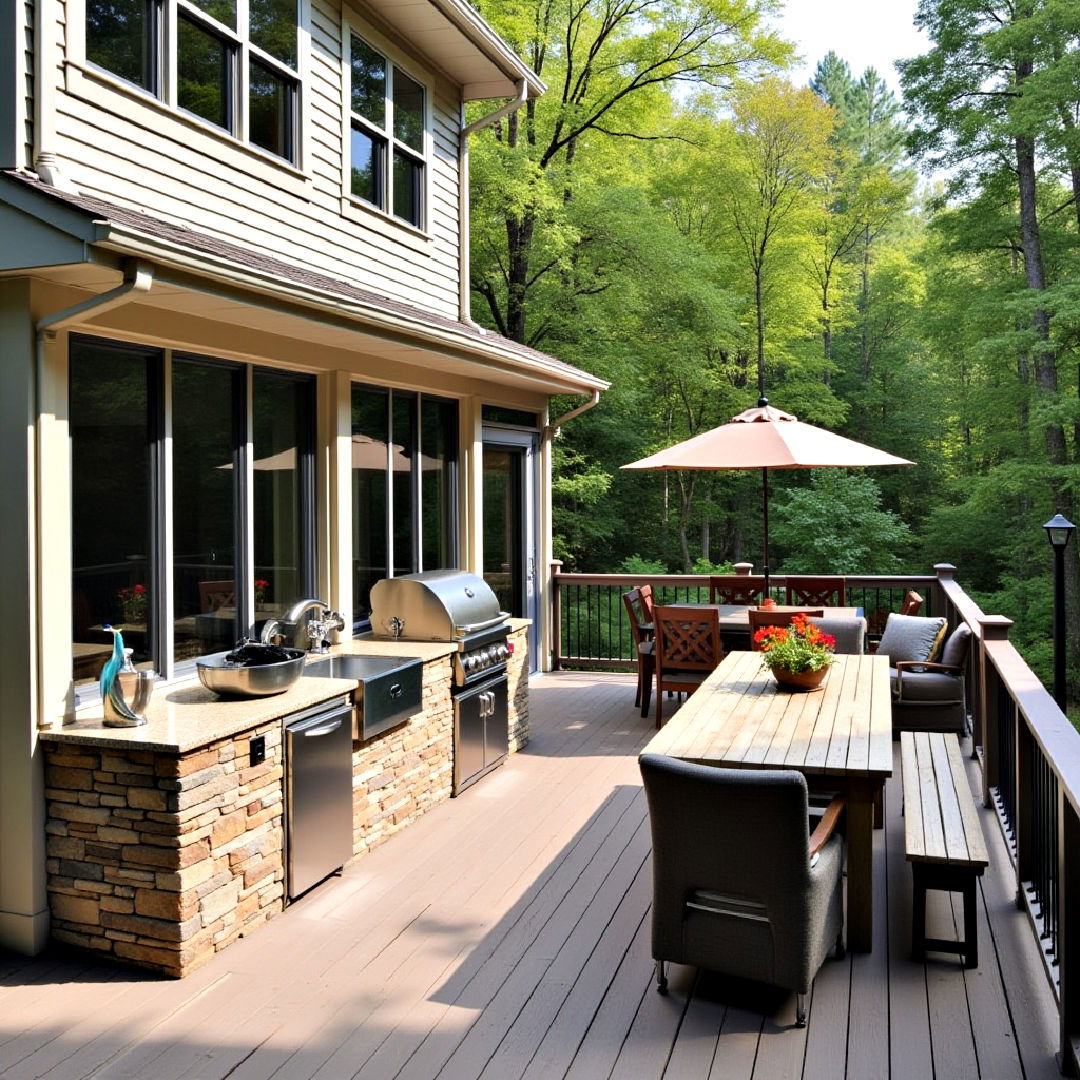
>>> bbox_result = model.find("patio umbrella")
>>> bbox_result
[621,398,914,592]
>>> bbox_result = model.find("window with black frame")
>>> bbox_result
[348,33,426,227]
[69,337,316,688]
[85,0,298,162]
[351,385,457,626]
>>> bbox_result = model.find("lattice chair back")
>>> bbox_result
[785,576,846,606]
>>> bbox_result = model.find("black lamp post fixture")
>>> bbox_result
[1043,513,1075,710]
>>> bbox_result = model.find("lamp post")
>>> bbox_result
[1043,513,1075,710]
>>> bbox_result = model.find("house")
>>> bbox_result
[0,0,607,958]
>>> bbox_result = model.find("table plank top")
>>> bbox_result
[642,650,893,779]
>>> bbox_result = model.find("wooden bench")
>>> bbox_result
[901,730,989,968]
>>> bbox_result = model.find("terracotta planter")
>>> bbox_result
[769,665,829,692]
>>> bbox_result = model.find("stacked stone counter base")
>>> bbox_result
[45,722,284,977]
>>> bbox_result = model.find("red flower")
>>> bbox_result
[134,583,146,594]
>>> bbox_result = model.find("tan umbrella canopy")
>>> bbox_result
[622,398,914,591]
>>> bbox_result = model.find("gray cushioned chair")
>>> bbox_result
[891,623,972,734]
[811,615,867,655]
[639,753,845,1026]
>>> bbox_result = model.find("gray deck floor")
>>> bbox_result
[0,671,1063,1079]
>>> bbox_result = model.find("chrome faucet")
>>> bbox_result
[261,598,345,653]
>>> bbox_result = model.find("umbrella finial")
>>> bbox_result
[757,395,769,408]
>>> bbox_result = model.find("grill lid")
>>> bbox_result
[369,569,507,641]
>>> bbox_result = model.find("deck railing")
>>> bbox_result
[550,562,1080,1073]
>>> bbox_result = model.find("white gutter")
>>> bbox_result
[458,80,530,322]
[34,261,154,729]
[544,390,602,441]
[32,0,74,190]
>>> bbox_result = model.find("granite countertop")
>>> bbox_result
[42,638,456,754]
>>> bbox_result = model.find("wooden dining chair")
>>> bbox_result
[900,590,924,616]
[709,575,767,605]
[623,586,656,718]
[747,608,824,650]
[653,605,723,728]
[785,576,846,606]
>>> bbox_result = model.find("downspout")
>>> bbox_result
[543,390,601,442]
[457,80,529,323]
[34,260,155,729]
[33,0,75,189]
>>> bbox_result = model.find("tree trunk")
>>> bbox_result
[755,269,766,396]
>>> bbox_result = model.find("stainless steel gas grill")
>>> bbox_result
[369,569,511,794]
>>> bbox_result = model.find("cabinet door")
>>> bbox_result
[455,691,486,792]
[484,678,509,767]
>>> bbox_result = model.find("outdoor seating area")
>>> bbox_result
[0,670,1061,1079]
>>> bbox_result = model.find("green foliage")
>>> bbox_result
[771,471,913,573]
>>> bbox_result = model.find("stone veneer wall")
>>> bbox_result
[44,719,285,977]
[351,656,454,858]
[44,649,528,976]
[507,624,529,752]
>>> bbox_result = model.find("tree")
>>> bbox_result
[470,0,789,346]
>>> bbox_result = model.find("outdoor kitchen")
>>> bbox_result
[39,573,530,978]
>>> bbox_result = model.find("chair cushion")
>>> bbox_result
[937,624,971,668]
[878,614,947,665]
[812,616,866,655]
[892,669,964,702]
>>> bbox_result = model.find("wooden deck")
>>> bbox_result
[0,672,1063,1079]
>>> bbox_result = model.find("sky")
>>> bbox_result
[769,0,930,95]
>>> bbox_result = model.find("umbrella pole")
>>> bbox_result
[762,467,770,597]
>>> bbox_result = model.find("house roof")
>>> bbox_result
[1,171,607,396]
[362,0,545,101]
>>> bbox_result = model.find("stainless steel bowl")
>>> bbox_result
[196,648,306,697]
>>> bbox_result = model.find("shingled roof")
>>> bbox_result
[3,170,607,393]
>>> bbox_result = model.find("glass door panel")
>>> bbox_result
[172,358,239,660]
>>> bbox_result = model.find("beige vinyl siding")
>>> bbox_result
[54,0,462,318]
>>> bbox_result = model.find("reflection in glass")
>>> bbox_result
[177,15,230,130]
[350,35,385,124]
[393,149,422,226]
[483,449,522,617]
[351,126,383,206]
[253,370,313,619]
[172,359,238,661]
[249,0,295,65]
[392,68,423,150]
[421,399,456,571]
[70,340,154,686]
[249,60,292,160]
[186,0,235,29]
[352,386,389,623]
[86,0,153,90]
[392,395,416,577]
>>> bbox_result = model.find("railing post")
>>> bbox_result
[933,563,956,620]
[551,561,563,671]
[1060,792,1080,1074]
[979,616,1012,784]
[733,562,754,576]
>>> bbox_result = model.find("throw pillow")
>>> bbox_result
[878,613,947,665]
[938,624,971,668]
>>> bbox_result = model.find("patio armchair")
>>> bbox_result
[747,608,824,649]
[900,590,924,616]
[639,753,845,1027]
[653,605,723,728]
[891,623,972,735]
[811,615,867,655]
[709,575,766,605]
[785,576,846,606]
[623,586,656,719]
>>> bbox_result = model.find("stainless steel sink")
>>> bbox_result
[304,654,423,740]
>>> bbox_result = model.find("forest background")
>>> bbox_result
[465,0,1080,710]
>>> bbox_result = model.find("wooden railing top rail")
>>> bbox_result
[983,630,1080,821]
[936,567,990,643]
[553,571,940,589]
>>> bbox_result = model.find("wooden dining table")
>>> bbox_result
[641,649,893,952]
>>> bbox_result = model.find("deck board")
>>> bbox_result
[0,670,1062,1079]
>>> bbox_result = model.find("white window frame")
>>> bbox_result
[344,26,430,231]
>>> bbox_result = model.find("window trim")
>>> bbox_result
[343,24,430,231]
[80,0,303,164]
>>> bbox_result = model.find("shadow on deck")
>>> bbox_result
[0,671,1063,1079]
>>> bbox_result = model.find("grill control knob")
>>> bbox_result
[497,645,510,661]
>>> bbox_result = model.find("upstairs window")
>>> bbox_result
[348,34,425,228]
[86,0,299,163]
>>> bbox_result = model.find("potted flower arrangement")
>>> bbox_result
[117,583,149,624]
[254,578,270,606]
[753,613,837,691]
